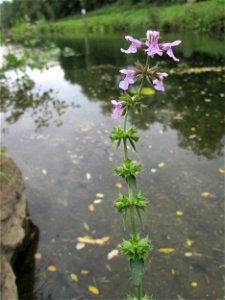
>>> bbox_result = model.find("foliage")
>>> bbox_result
[121,235,152,261]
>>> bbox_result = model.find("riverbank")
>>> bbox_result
[35,0,224,35]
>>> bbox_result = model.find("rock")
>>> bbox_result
[0,155,28,300]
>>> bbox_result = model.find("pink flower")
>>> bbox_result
[161,40,182,61]
[111,100,124,119]
[121,35,142,54]
[119,69,136,90]
[145,30,163,57]
[153,72,168,92]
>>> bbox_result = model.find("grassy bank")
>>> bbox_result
[35,0,224,35]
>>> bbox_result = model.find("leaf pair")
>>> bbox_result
[121,235,152,261]
[110,127,139,151]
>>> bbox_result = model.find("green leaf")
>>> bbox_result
[136,208,144,229]
[129,258,144,286]
[128,138,137,152]
[126,175,137,189]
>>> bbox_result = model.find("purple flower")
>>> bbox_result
[121,35,142,54]
[119,69,136,90]
[153,72,168,92]
[161,40,182,61]
[111,100,124,119]
[145,30,163,57]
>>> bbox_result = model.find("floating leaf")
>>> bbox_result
[201,192,210,197]
[88,204,95,212]
[42,169,47,175]
[191,127,196,132]
[176,210,184,216]
[218,168,225,174]
[141,87,155,95]
[186,239,193,247]
[34,252,42,260]
[86,172,92,180]
[171,269,176,276]
[80,269,89,275]
[184,252,193,257]
[157,248,175,253]
[93,199,102,204]
[88,285,99,295]
[116,182,123,189]
[76,243,86,250]
[96,193,104,198]
[70,273,78,282]
[158,162,165,168]
[77,236,110,245]
[82,222,90,231]
[150,168,157,173]
[107,249,119,260]
[58,108,65,114]
[47,265,57,272]
[191,282,198,287]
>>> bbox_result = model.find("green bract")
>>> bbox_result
[110,127,139,151]
[114,159,142,179]
[121,235,152,261]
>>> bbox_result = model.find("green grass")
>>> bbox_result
[35,0,224,35]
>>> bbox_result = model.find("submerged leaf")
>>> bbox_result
[176,210,184,216]
[93,199,103,204]
[157,248,175,254]
[80,269,89,275]
[158,162,165,168]
[70,273,78,282]
[96,193,104,198]
[88,285,99,295]
[88,204,95,211]
[218,168,225,174]
[77,236,110,245]
[76,243,86,250]
[107,249,119,260]
[201,192,210,197]
[47,265,57,272]
[116,182,123,189]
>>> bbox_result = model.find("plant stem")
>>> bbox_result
[123,112,128,160]
[137,283,142,300]
[122,111,137,239]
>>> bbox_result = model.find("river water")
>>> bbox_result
[1,32,224,300]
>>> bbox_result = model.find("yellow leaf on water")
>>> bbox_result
[96,193,104,198]
[88,285,99,295]
[150,168,157,173]
[186,239,193,247]
[176,210,184,216]
[58,108,65,114]
[218,168,225,174]
[76,242,86,250]
[158,162,165,168]
[191,127,196,132]
[171,268,176,276]
[107,249,119,260]
[88,204,95,212]
[201,192,210,197]
[47,265,57,272]
[157,248,175,254]
[80,269,89,275]
[116,182,123,189]
[77,236,110,246]
[70,273,78,282]
[191,282,198,287]
[141,87,155,95]
[34,252,42,260]
[93,199,102,204]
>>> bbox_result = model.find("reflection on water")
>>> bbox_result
[1,32,224,299]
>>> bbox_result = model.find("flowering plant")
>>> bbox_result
[110,30,181,300]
